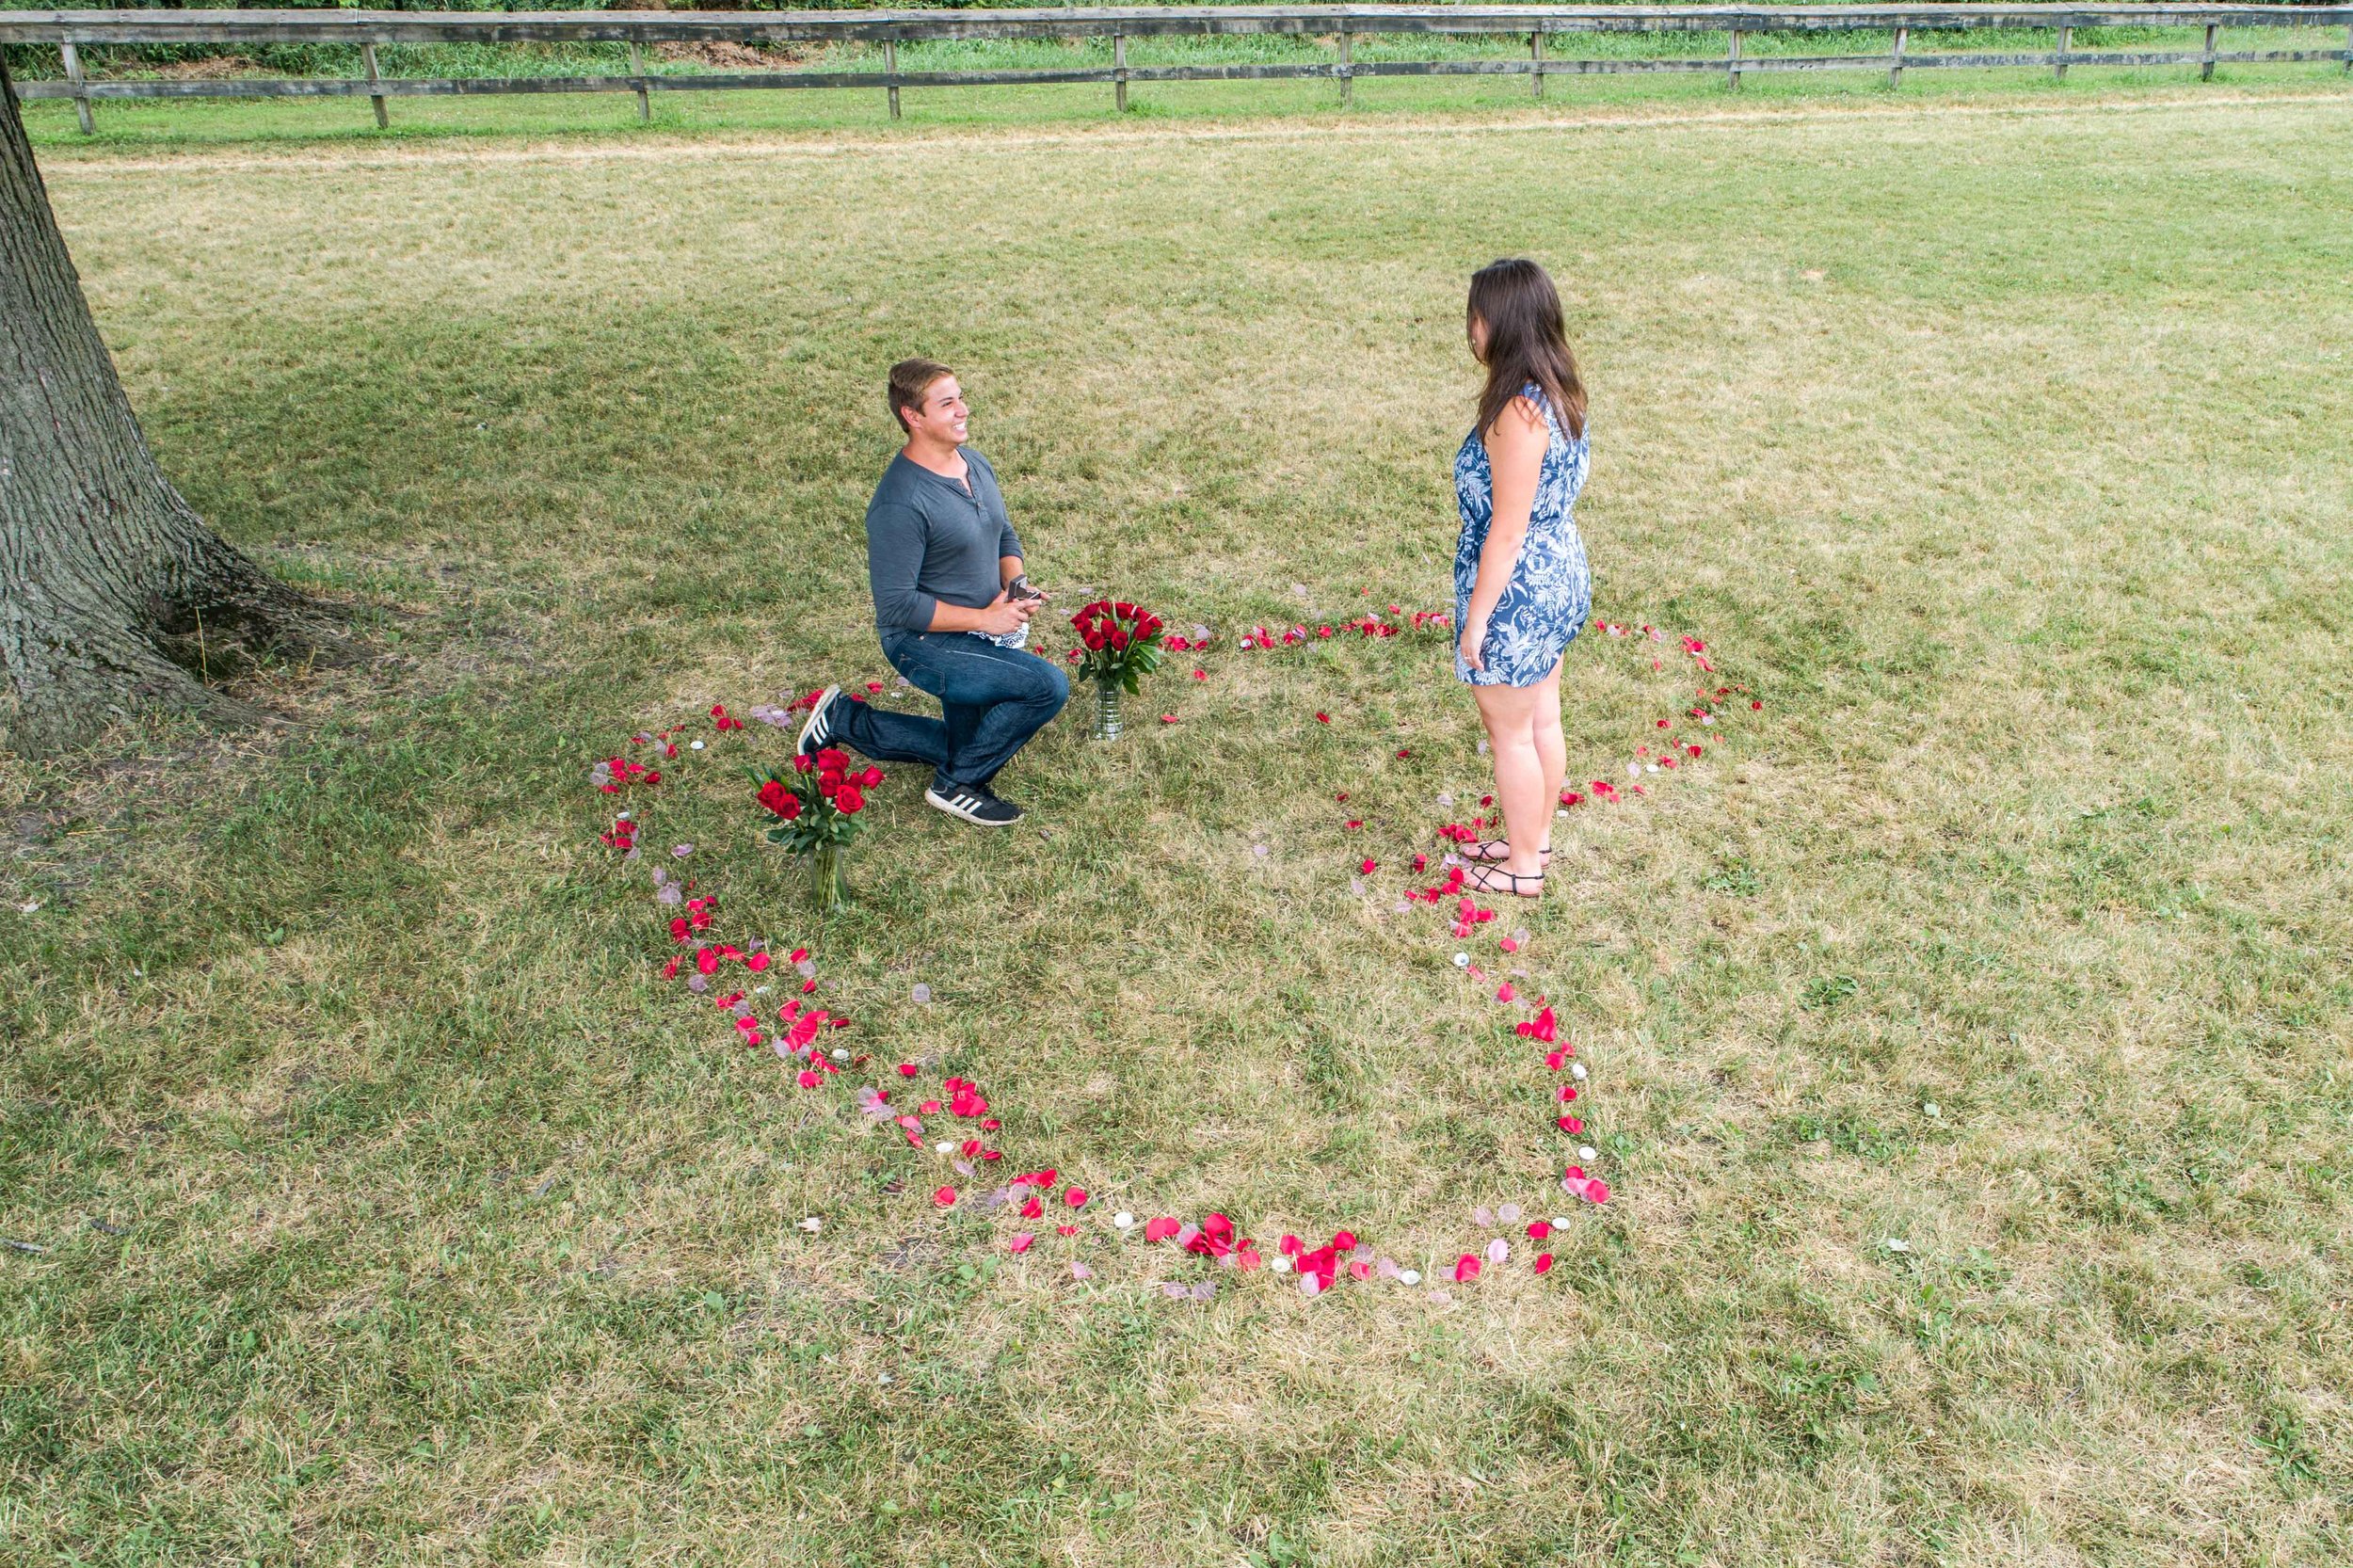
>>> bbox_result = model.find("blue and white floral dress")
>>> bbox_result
[1452,384,1592,687]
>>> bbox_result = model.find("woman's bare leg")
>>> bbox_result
[1471,680,1547,877]
[1532,657,1566,846]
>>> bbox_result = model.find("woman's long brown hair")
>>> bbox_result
[1467,258,1587,441]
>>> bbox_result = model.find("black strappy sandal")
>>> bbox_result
[1463,840,1552,864]
[1463,862,1545,899]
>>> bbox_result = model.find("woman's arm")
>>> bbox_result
[1458,398,1548,672]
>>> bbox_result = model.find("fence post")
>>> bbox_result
[1113,33,1127,113]
[1531,30,1545,100]
[363,41,388,129]
[2055,24,2070,83]
[885,37,900,120]
[60,40,93,136]
[1888,25,1906,88]
[2201,22,2217,81]
[1339,31,1353,106]
[630,40,648,122]
[1728,28,1742,90]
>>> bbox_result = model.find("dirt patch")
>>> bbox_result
[136,56,266,83]
[653,40,812,69]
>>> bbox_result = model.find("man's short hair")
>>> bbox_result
[888,358,955,434]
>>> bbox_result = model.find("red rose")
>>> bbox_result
[757,779,792,816]
[793,754,814,774]
[1109,628,1128,650]
[1114,601,1135,619]
[858,766,883,788]
[833,785,864,813]
[1084,628,1107,651]
[776,794,801,821]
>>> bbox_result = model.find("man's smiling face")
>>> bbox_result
[907,376,968,446]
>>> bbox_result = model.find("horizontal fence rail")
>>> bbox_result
[5,7,2350,132]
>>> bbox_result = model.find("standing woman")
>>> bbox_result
[1452,258,1592,898]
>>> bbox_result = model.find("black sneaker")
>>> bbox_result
[795,684,840,758]
[925,783,1023,826]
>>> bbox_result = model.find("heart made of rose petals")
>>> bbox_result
[609,617,1743,1306]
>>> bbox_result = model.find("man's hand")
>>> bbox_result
[973,589,1037,637]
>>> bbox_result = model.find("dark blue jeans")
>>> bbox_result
[834,631,1071,793]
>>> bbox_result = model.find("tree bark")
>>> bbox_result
[1,55,342,757]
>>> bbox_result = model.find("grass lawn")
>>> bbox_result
[5,74,2352,1566]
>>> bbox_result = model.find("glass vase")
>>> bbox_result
[808,840,847,915]
[1093,679,1124,741]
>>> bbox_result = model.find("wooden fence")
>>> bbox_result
[5,6,2350,134]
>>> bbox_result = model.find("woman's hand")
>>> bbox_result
[1458,613,1488,672]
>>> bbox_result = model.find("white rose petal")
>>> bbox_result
[1397,1269,1421,1287]
[1923,1103,1941,1118]
[1571,1064,1588,1080]
[1885,1239,1911,1254]
[1579,1146,1597,1161]
[690,740,706,751]
[934,1142,954,1157]
[1112,1212,1135,1230]
[797,1217,822,1233]
[1270,1256,1292,1273]
[1452,952,1470,968]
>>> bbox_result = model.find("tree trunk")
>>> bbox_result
[0,55,342,757]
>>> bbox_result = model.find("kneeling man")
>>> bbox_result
[797,358,1069,826]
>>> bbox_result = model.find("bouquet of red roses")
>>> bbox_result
[749,747,882,912]
[1069,599,1163,740]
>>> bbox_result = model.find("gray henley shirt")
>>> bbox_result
[864,449,1022,632]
